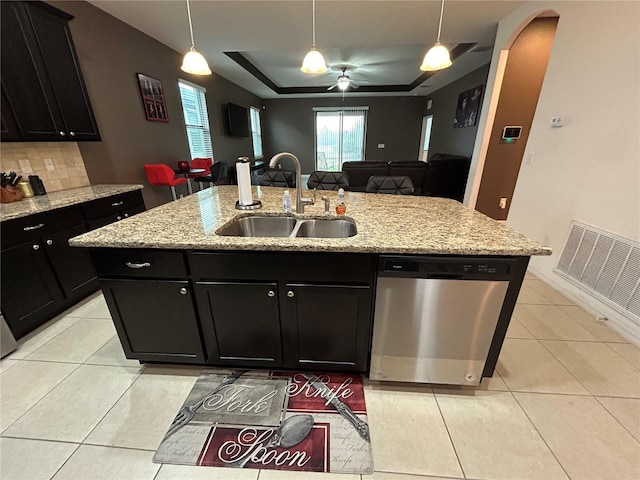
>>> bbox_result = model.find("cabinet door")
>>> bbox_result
[0,2,64,141]
[1,85,22,141]
[195,282,283,367]
[1,242,64,338]
[100,279,205,363]
[281,284,373,372]
[44,224,97,299]
[24,3,100,141]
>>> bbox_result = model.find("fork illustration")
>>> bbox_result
[162,370,245,440]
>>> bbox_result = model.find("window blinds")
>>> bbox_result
[178,80,214,159]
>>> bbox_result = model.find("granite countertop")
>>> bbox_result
[69,185,551,256]
[0,185,144,221]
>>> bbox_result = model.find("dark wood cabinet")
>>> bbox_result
[195,282,283,366]
[280,284,372,371]
[83,190,146,230]
[0,1,100,142]
[100,279,205,363]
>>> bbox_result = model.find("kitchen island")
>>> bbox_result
[70,185,550,383]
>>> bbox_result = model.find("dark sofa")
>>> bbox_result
[342,154,471,201]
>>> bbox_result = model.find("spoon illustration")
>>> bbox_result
[228,414,314,468]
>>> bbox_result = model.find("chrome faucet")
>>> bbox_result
[268,152,315,213]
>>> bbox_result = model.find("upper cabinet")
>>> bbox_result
[0,1,100,142]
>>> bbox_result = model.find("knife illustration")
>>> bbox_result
[301,373,370,442]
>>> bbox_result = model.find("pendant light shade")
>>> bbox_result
[301,0,327,73]
[419,0,452,72]
[181,0,212,76]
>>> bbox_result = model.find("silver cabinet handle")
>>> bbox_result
[180,287,188,295]
[287,291,295,298]
[124,213,129,218]
[69,131,76,137]
[125,262,151,269]
[23,223,45,231]
[116,216,122,221]
[32,244,39,250]
[111,201,124,207]
[46,239,53,246]
[59,131,66,136]
[268,290,275,297]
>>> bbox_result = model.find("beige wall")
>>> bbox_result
[0,142,89,192]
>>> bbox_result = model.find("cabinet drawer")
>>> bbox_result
[90,249,188,278]
[87,204,147,231]
[81,190,144,222]
[1,206,84,249]
[189,251,376,284]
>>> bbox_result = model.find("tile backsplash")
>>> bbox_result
[0,142,90,192]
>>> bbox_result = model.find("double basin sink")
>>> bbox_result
[216,215,357,238]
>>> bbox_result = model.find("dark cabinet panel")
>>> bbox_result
[281,284,373,371]
[100,279,205,363]
[44,224,97,298]
[1,86,23,141]
[1,241,63,338]
[0,1,100,142]
[195,282,283,366]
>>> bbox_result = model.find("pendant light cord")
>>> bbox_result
[312,0,317,47]
[436,0,445,42]
[186,0,195,48]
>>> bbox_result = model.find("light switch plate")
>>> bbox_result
[44,158,55,171]
[18,159,33,174]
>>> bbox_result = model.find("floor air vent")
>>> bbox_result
[555,221,640,322]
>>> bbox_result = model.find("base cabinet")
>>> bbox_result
[100,279,205,363]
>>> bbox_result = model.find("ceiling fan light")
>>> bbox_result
[420,43,452,71]
[301,48,328,73]
[181,48,212,75]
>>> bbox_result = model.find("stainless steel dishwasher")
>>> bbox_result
[370,256,515,385]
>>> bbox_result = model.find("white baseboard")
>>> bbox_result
[528,266,640,346]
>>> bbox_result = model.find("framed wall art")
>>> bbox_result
[453,84,483,128]
[137,73,169,122]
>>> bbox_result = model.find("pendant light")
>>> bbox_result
[420,0,452,71]
[300,0,327,73]
[181,0,212,75]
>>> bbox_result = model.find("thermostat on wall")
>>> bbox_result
[502,126,522,140]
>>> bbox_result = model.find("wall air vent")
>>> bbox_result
[555,220,640,323]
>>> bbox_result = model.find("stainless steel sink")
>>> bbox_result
[295,219,357,238]
[216,215,357,239]
[216,216,297,237]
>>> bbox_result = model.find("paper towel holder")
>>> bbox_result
[235,157,262,210]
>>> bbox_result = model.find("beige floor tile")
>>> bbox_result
[3,364,140,442]
[258,470,360,479]
[542,341,640,397]
[26,318,116,363]
[476,370,509,391]
[597,396,640,441]
[67,293,112,319]
[516,283,549,304]
[370,473,459,480]
[0,360,78,431]
[0,358,19,373]
[515,305,599,341]
[0,437,78,480]
[52,445,159,480]
[607,342,640,369]
[85,371,197,450]
[155,464,259,479]
[558,306,629,342]
[515,392,640,479]
[85,336,140,367]
[7,314,82,360]
[496,339,588,395]
[524,271,539,280]
[434,390,567,480]
[505,317,534,339]
[364,386,462,477]
[527,280,574,305]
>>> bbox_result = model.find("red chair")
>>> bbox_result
[144,164,188,201]
[189,158,213,191]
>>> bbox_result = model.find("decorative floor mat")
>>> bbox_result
[153,369,373,474]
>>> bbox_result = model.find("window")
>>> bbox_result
[178,79,213,159]
[314,107,368,171]
[249,106,263,159]
[418,115,433,161]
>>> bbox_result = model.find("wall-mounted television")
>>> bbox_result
[226,103,250,137]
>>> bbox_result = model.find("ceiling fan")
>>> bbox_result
[327,67,365,91]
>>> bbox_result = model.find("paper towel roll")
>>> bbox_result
[236,160,253,206]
